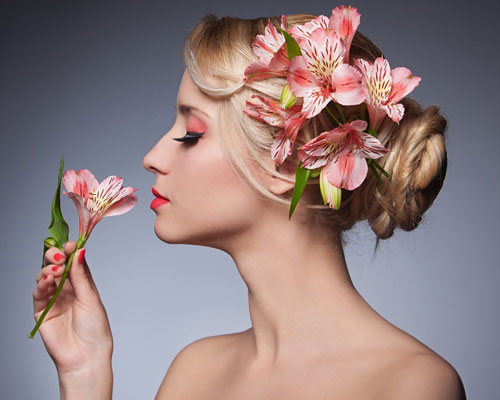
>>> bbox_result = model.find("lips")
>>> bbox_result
[152,187,169,200]
[151,187,170,210]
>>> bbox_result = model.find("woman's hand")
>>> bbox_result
[32,241,113,376]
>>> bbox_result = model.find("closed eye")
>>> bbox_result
[172,131,205,144]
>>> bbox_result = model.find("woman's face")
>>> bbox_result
[143,70,265,248]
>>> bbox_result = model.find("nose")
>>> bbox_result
[143,131,172,174]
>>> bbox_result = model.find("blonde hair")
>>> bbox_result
[184,14,447,240]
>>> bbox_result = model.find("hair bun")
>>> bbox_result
[358,98,447,239]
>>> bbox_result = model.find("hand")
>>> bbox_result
[32,241,113,375]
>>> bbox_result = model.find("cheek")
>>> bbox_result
[193,150,259,217]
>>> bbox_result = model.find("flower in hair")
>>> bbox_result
[355,57,421,130]
[298,119,389,207]
[244,94,306,164]
[244,17,289,81]
[243,5,421,218]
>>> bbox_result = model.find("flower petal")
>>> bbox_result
[62,169,98,199]
[386,67,421,104]
[357,131,390,159]
[355,57,392,107]
[382,103,405,124]
[288,55,320,98]
[65,192,90,238]
[103,191,138,217]
[301,28,344,81]
[325,150,368,190]
[244,96,284,127]
[252,20,285,63]
[329,5,361,61]
[289,15,330,41]
[271,129,293,164]
[331,63,365,105]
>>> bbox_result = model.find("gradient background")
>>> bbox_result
[1,0,498,398]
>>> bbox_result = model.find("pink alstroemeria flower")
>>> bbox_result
[289,15,330,42]
[62,169,138,240]
[298,119,389,190]
[289,6,360,62]
[244,17,289,82]
[355,57,421,130]
[244,95,306,164]
[329,5,361,62]
[288,28,365,118]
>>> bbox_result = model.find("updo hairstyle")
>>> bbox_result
[183,14,447,240]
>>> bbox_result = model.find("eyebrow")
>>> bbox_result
[177,104,211,119]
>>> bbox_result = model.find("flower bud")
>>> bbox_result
[280,84,297,109]
[319,168,342,210]
[44,237,58,248]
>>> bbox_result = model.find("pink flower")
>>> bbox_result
[289,15,330,42]
[329,5,361,62]
[298,120,389,190]
[290,6,361,62]
[62,169,138,239]
[355,57,421,130]
[244,17,289,82]
[287,28,365,118]
[244,95,306,164]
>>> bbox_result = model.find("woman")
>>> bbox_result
[32,7,466,399]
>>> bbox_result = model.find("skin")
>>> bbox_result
[33,70,466,399]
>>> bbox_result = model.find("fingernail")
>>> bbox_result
[51,266,61,272]
[44,275,49,280]
[54,253,64,262]
[78,249,86,264]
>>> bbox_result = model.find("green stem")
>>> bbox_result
[28,238,86,339]
[325,104,341,126]
[368,127,378,138]
[372,160,390,178]
[360,103,366,122]
[335,103,347,123]
[368,160,383,185]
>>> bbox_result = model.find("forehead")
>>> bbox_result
[177,70,218,116]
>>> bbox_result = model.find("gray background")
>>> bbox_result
[1,0,498,398]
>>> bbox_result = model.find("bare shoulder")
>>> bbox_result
[380,352,466,400]
[155,329,248,399]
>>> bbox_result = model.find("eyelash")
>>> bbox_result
[173,131,204,144]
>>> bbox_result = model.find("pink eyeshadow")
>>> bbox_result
[187,116,206,133]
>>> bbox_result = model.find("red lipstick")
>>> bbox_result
[151,188,170,209]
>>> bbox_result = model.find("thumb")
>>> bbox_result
[68,248,98,302]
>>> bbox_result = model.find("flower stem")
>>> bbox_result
[28,238,86,339]
[335,103,347,123]
[325,105,341,126]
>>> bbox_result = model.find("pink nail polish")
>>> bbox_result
[44,275,49,280]
[78,249,86,264]
[54,253,64,262]
[52,266,61,272]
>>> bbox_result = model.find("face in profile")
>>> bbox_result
[143,70,267,249]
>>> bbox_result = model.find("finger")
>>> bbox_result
[43,247,67,267]
[33,274,58,314]
[68,248,99,302]
[63,241,76,257]
[36,264,65,283]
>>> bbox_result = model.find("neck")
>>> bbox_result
[224,204,376,368]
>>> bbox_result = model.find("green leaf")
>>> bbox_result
[47,157,69,250]
[277,27,302,60]
[288,162,311,219]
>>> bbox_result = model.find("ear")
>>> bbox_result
[266,163,296,196]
